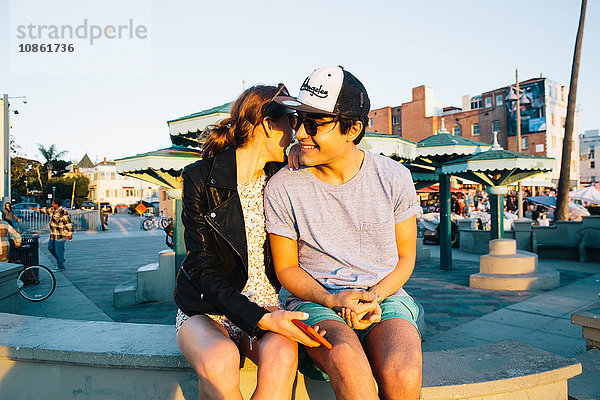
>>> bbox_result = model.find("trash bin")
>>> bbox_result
[9,235,40,267]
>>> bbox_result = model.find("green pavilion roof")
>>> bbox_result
[417,133,488,148]
[360,133,417,161]
[115,145,203,189]
[167,102,233,124]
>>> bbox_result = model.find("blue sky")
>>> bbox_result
[1,0,598,164]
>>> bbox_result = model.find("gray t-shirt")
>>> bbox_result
[264,150,422,308]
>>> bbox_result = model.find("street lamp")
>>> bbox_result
[505,68,531,218]
[2,94,27,205]
[52,186,56,202]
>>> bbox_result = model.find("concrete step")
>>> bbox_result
[137,263,160,303]
[113,279,137,309]
[470,266,560,291]
[568,349,600,400]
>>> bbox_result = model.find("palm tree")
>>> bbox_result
[37,144,68,181]
[556,0,587,220]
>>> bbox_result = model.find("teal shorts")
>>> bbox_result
[294,295,421,342]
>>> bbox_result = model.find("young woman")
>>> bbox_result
[2,203,22,226]
[174,85,322,399]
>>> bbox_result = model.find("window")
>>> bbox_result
[470,96,482,110]
[522,137,528,149]
[392,116,399,125]
[536,144,544,153]
[111,172,116,180]
[452,126,461,136]
[591,161,596,169]
[561,87,566,102]
[552,136,557,148]
[106,190,110,197]
[484,97,492,108]
[552,113,555,125]
[590,146,595,159]
[592,176,596,183]
[496,95,503,106]
[561,117,566,128]
[472,123,480,136]
[369,119,373,127]
[492,121,500,133]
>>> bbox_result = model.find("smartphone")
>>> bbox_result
[291,319,333,349]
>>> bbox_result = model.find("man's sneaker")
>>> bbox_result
[49,268,62,273]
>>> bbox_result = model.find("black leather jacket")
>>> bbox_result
[174,147,284,338]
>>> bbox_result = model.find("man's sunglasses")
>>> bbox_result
[261,83,290,117]
[288,114,338,137]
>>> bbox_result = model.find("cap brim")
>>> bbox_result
[274,96,337,116]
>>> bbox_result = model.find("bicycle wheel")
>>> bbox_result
[17,265,56,302]
[141,218,154,231]
[159,217,171,230]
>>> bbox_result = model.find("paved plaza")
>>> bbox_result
[16,214,598,343]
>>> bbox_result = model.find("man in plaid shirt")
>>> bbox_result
[0,220,22,262]
[30,199,73,271]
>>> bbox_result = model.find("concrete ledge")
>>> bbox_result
[0,312,582,399]
[0,262,21,314]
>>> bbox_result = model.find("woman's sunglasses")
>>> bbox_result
[288,114,338,137]
[261,83,290,117]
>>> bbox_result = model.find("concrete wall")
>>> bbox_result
[0,313,582,400]
[533,216,600,261]
[0,262,20,314]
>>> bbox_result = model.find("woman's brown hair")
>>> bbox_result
[201,85,287,158]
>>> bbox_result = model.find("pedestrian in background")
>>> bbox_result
[30,199,73,272]
[2,203,22,227]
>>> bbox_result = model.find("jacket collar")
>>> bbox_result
[207,147,286,190]
[207,147,237,191]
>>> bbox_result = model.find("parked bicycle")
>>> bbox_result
[140,210,171,231]
[9,236,56,302]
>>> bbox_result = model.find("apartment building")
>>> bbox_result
[82,158,161,207]
[580,129,600,184]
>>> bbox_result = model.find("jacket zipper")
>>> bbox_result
[204,216,248,273]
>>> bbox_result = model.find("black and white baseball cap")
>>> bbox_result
[274,66,370,117]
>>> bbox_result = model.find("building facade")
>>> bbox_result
[579,129,600,184]
[83,159,161,207]
[367,77,579,185]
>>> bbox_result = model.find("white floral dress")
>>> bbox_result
[175,174,281,345]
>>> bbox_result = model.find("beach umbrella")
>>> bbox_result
[570,186,600,204]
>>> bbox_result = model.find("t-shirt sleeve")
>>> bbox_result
[264,175,299,240]
[394,166,423,224]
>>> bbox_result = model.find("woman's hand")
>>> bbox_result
[257,310,325,347]
[287,143,301,170]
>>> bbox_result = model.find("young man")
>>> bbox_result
[30,199,73,272]
[265,66,423,399]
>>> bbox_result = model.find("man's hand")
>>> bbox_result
[328,289,378,315]
[339,302,382,330]
[287,143,301,170]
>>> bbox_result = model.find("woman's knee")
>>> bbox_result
[184,337,241,380]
